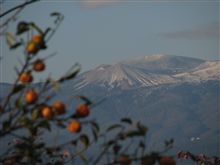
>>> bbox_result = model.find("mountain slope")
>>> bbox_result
[0,55,219,163]
[174,61,220,81]
[70,54,218,91]
[59,55,220,157]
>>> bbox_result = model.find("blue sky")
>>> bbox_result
[0,0,219,83]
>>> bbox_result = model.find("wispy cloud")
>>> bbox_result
[159,23,219,40]
[80,0,219,8]
[80,0,121,8]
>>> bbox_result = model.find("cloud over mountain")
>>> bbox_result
[159,23,219,40]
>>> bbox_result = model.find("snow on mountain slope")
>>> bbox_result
[73,62,177,90]
[121,54,205,74]
[72,55,219,90]
[174,61,220,82]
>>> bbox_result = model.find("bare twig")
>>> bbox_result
[0,0,39,18]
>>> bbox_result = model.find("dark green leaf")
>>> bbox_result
[137,122,148,135]
[50,12,62,24]
[16,21,29,35]
[59,68,80,82]
[38,120,51,131]
[32,109,39,120]
[125,130,145,137]
[15,97,23,108]
[10,42,22,50]
[65,68,80,80]
[121,118,132,125]
[92,127,98,142]
[18,116,31,126]
[50,12,61,17]
[59,64,81,83]
[29,22,44,35]
[3,120,11,130]
[90,121,99,132]
[12,84,25,94]
[79,154,88,164]
[107,124,123,132]
[80,134,90,148]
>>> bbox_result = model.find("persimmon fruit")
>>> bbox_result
[33,59,45,72]
[76,104,89,117]
[19,72,33,83]
[67,120,81,133]
[26,41,38,55]
[41,106,53,119]
[159,156,176,165]
[31,35,42,44]
[26,35,43,55]
[119,155,131,165]
[52,101,66,115]
[25,89,38,104]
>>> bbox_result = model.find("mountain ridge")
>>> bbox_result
[72,54,220,90]
[0,54,219,161]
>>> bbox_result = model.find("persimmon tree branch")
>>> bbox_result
[0,0,39,18]
[0,0,39,35]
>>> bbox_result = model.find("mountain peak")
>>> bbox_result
[143,54,167,61]
[124,54,204,63]
[72,55,218,90]
[95,64,111,71]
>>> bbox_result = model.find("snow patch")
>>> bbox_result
[72,55,220,90]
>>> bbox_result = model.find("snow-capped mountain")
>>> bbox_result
[72,54,219,90]
[1,55,219,163]
[60,55,219,157]
[174,61,220,81]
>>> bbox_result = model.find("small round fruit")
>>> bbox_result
[32,59,45,72]
[31,35,42,44]
[52,101,66,115]
[25,89,38,104]
[160,156,176,165]
[26,41,38,55]
[41,106,53,119]
[19,72,33,83]
[119,155,131,165]
[76,104,89,117]
[67,120,81,133]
